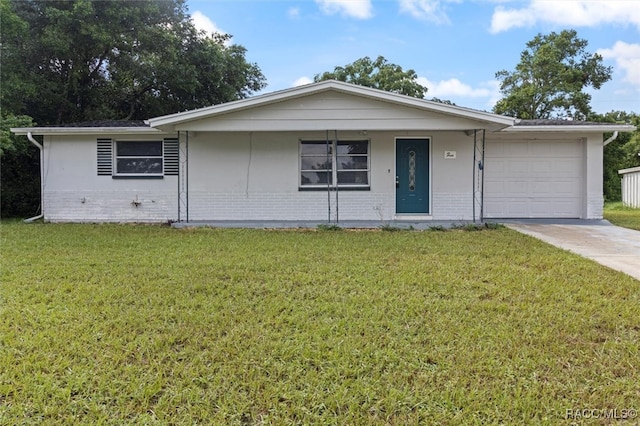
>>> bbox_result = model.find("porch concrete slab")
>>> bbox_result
[504,220,640,281]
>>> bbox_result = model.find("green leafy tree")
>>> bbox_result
[591,111,640,201]
[1,0,267,217]
[314,56,428,98]
[493,30,612,120]
[1,115,40,217]
[2,0,266,125]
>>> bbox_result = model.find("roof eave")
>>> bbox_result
[11,127,167,136]
[503,124,637,132]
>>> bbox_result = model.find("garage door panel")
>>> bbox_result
[531,160,553,174]
[505,201,528,216]
[484,180,504,194]
[530,181,553,194]
[484,140,583,218]
[489,141,507,155]
[505,143,529,156]
[555,159,582,175]
[557,179,581,193]
[507,161,529,175]
[531,142,552,155]
[503,180,530,194]
[531,201,555,216]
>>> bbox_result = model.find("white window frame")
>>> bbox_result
[114,140,164,177]
[299,139,370,189]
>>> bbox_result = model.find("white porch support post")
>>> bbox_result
[178,130,189,222]
[472,129,485,223]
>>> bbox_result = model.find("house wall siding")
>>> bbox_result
[186,131,397,221]
[175,92,500,132]
[39,128,602,223]
[42,135,178,222]
[185,131,476,221]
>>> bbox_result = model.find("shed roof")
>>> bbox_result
[619,166,640,175]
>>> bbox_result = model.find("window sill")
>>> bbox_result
[112,175,164,180]
[299,186,370,191]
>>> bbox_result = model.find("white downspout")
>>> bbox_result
[603,131,619,146]
[24,131,44,223]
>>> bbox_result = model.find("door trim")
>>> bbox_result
[394,137,432,216]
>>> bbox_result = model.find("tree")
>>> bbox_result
[314,56,428,98]
[493,30,612,120]
[0,0,267,217]
[590,111,640,201]
[2,0,266,125]
[0,115,40,217]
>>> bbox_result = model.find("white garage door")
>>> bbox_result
[484,139,583,218]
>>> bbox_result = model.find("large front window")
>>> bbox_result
[115,141,163,175]
[300,140,369,189]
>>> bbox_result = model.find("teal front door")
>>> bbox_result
[396,138,429,214]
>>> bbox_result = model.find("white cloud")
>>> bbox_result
[418,77,501,108]
[399,0,460,24]
[191,11,226,37]
[315,0,373,19]
[293,76,314,87]
[598,41,640,92]
[490,1,640,33]
[288,7,301,19]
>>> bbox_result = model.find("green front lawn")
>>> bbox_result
[604,202,640,230]
[1,223,639,425]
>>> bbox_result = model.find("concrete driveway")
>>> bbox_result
[504,220,640,281]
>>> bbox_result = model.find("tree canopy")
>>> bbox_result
[493,30,612,120]
[1,0,267,125]
[0,0,267,218]
[314,56,428,99]
[591,111,640,201]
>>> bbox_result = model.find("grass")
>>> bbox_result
[1,223,639,425]
[604,202,640,230]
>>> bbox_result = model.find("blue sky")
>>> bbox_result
[188,0,640,115]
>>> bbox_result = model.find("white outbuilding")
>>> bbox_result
[619,166,640,208]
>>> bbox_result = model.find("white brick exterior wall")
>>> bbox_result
[39,127,604,223]
[42,135,179,223]
[187,191,394,221]
[585,192,605,219]
[431,193,473,220]
[44,189,178,223]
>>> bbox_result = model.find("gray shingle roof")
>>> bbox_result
[49,120,149,128]
[516,119,619,126]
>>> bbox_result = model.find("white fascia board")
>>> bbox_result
[502,124,636,133]
[323,81,515,126]
[147,80,516,129]
[11,127,168,136]
[619,166,640,175]
[147,83,333,128]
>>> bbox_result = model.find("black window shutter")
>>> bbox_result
[164,138,179,176]
[97,138,113,175]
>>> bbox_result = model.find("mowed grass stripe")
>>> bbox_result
[604,202,640,231]
[1,223,638,425]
